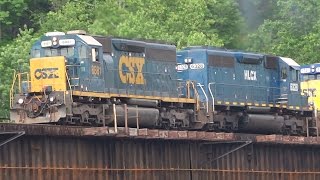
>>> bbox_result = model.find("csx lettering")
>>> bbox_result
[303,88,316,97]
[119,56,145,84]
[34,68,59,80]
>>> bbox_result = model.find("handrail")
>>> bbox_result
[17,72,30,93]
[10,71,30,108]
[65,70,73,102]
[208,82,284,104]
[197,83,209,114]
[186,81,191,98]
[207,82,310,109]
[10,70,17,108]
[208,82,215,112]
[188,81,200,111]
[211,82,281,90]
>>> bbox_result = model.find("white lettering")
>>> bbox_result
[59,39,75,46]
[301,68,311,74]
[244,70,257,81]
[290,83,299,92]
[176,64,188,71]
[190,63,205,69]
[41,40,52,47]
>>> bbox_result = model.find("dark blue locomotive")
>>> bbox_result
[177,47,314,134]
[10,31,314,135]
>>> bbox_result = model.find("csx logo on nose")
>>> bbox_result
[119,56,145,84]
[34,68,59,80]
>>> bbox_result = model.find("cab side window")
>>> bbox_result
[31,49,40,58]
[79,45,87,59]
[291,69,298,82]
[92,48,99,62]
[281,67,287,79]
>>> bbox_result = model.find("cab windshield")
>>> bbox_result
[31,47,75,58]
[301,74,320,81]
[44,47,74,57]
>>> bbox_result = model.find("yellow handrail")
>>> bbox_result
[10,70,17,108]
[187,81,200,111]
[10,71,30,108]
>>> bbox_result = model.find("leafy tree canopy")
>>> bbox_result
[0,27,36,116]
[246,0,320,64]
[89,0,243,48]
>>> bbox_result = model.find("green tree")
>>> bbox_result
[0,0,52,42]
[0,0,27,40]
[90,0,243,48]
[39,1,96,33]
[247,0,320,64]
[205,0,244,47]
[0,27,36,117]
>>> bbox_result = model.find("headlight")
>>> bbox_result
[184,58,193,64]
[52,37,58,45]
[49,96,55,102]
[18,98,24,104]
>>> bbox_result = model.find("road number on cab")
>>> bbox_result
[190,63,205,69]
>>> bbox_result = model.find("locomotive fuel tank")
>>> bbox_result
[239,114,284,133]
[125,99,159,108]
[105,105,159,127]
[246,106,271,113]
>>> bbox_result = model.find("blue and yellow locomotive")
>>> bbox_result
[10,30,197,128]
[10,30,315,135]
[300,63,320,110]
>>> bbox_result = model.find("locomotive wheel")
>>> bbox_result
[176,121,184,130]
[291,123,297,135]
[161,120,170,130]
[170,115,176,127]
[81,111,90,123]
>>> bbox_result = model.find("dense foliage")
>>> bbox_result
[0,0,320,117]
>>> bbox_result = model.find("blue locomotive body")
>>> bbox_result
[177,47,307,108]
[177,47,312,134]
[29,34,179,98]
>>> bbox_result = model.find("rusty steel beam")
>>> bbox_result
[200,141,253,167]
[1,134,320,180]
[0,131,25,147]
[1,166,320,174]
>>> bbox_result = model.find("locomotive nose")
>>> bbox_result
[30,56,67,93]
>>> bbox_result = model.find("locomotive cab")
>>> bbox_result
[27,30,105,92]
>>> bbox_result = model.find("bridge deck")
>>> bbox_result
[0,123,319,145]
